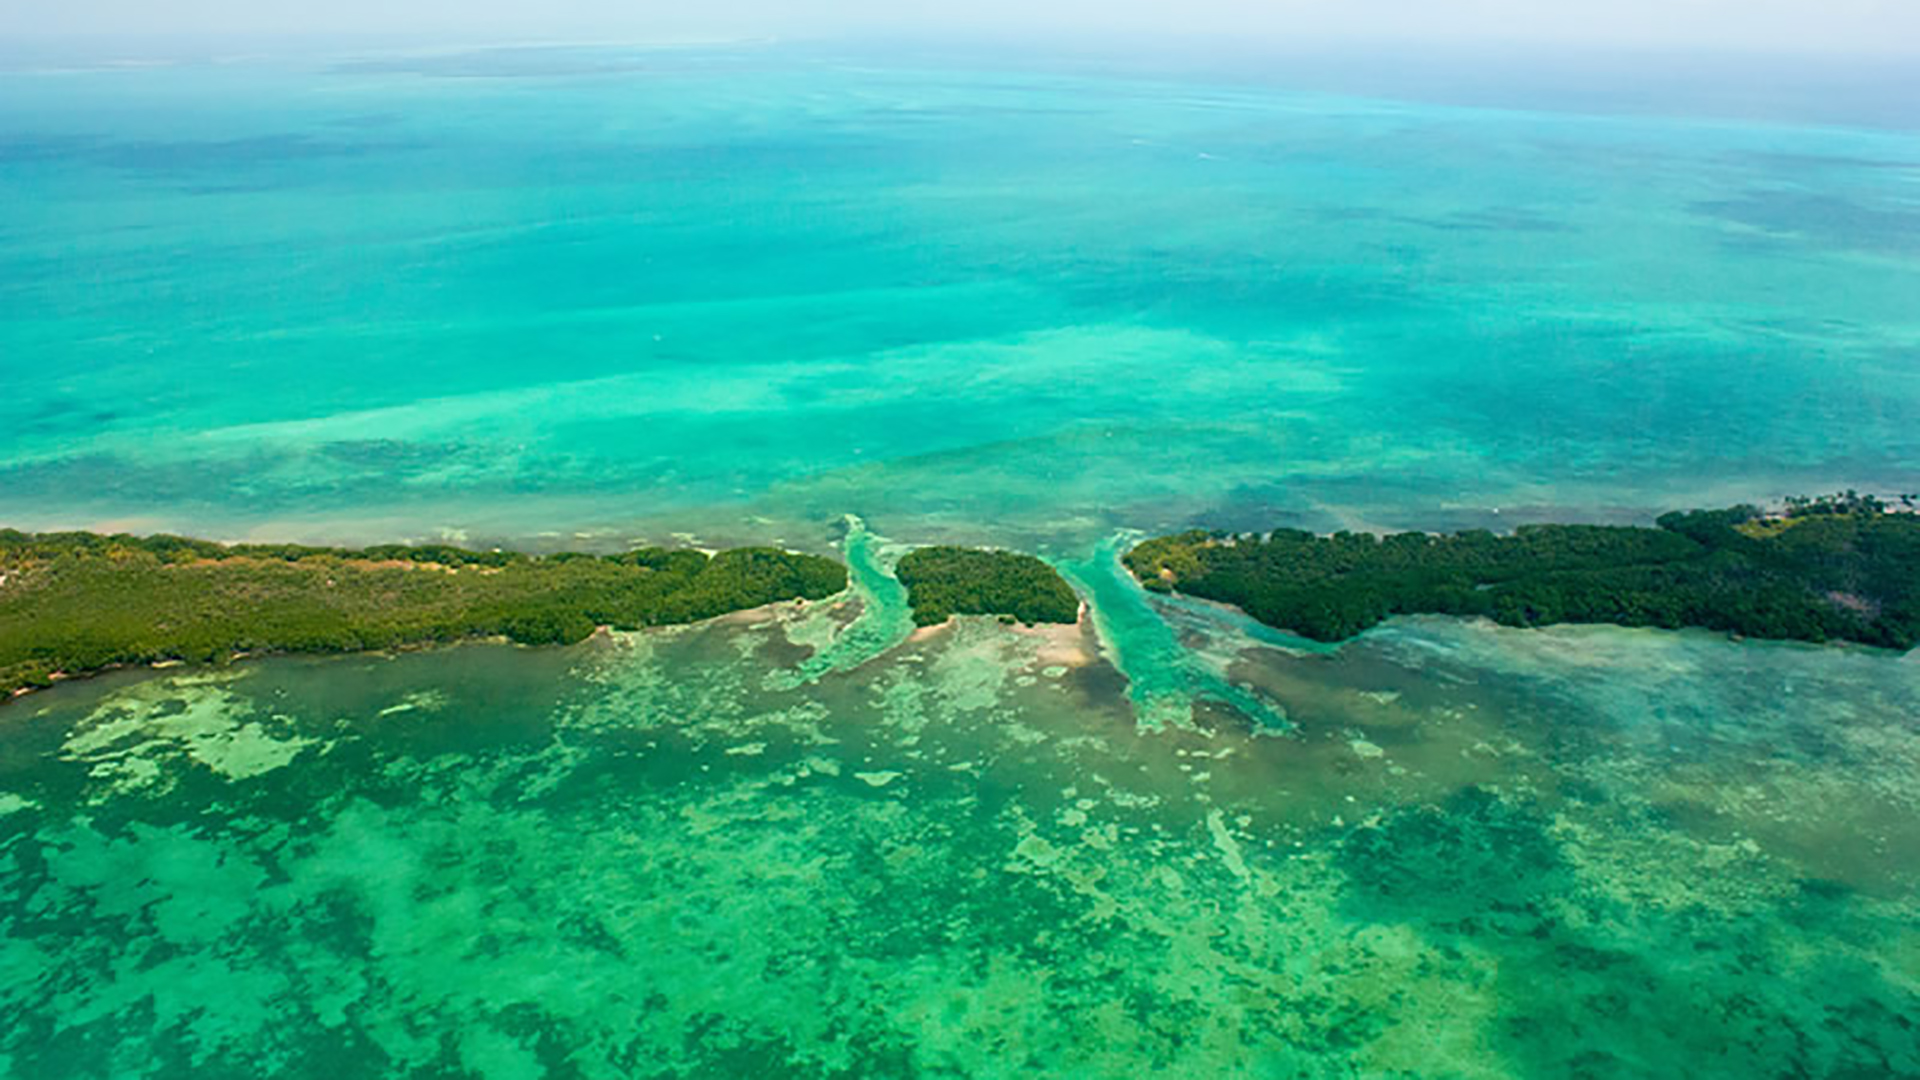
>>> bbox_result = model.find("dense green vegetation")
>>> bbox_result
[0,529,846,695]
[1783,489,1916,516]
[895,547,1080,627]
[1125,505,1920,648]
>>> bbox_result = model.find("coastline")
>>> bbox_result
[8,497,1915,706]
[904,601,1097,668]
[0,530,849,699]
[1126,501,1920,652]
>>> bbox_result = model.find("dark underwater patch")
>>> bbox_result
[1691,190,1920,256]
[1337,785,1565,929]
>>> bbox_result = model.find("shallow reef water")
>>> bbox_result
[2,594,1916,1079]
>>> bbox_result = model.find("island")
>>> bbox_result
[1125,496,1919,648]
[8,494,1913,697]
[0,529,847,695]
[895,546,1080,627]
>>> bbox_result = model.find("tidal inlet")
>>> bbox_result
[2,13,1919,1080]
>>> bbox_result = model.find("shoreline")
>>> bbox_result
[1129,500,1919,652]
[0,530,849,700]
[7,476,1915,567]
[904,601,1096,667]
[6,593,1088,707]
[1,630,568,706]
[9,495,1915,704]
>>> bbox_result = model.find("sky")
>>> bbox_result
[0,0,1914,57]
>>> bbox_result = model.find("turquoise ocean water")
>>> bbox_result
[2,41,1918,1077]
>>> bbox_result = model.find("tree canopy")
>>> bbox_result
[0,530,846,694]
[895,547,1080,627]
[1125,504,1919,648]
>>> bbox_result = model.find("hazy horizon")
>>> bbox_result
[3,0,1917,59]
